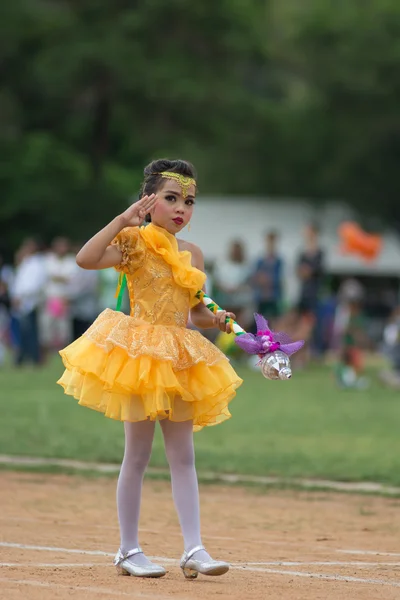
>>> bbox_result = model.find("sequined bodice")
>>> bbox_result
[127,248,190,327]
[112,224,206,328]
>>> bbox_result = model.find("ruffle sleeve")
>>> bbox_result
[111,227,146,274]
[139,224,206,307]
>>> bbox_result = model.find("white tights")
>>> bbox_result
[116,419,211,566]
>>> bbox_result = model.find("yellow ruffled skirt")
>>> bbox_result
[57,309,242,431]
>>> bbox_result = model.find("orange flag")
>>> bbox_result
[338,222,382,262]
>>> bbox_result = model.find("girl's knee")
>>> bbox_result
[165,445,195,469]
[160,419,196,468]
[123,449,151,474]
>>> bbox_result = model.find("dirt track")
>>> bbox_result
[1,472,399,599]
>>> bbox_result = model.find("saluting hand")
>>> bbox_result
[120,194,157,227]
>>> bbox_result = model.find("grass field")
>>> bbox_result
[1,356,400,485]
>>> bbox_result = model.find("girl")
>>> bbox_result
[57,159,243,580]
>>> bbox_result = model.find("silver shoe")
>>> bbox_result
[180,544,230,579]
[114,547,166,578]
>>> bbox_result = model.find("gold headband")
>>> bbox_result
[158,171,196,198]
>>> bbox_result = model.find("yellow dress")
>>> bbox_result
[57,223,243,431]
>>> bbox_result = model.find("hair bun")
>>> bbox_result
[143,159,196,180]
[144,159,172,178]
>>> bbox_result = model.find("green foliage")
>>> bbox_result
[268,0,400,215]
[1,0,400,250]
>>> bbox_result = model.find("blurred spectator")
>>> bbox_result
[296,222,326,359]
[250,230,283,324]
[213,240,253,361]
[0,283,10,366]
[69,256,100,340]
[0,253,13,365]
[0,252,14,290]
[42,237,76,350]
[213,239,253,328]
[11,238,47,366]
[381,305,400,389]
[296,222,325,318]
[320,293,338,352]
[332,278,365,349]
[335,285,370,389]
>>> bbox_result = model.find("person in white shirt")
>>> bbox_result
[11,239,47,365]
[213,239,253,329]
[0,253,13,366]
[68,255,99,340]
[42,237,76,350]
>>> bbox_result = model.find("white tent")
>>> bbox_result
[180,197,400,302]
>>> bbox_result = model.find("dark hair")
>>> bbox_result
[140,159,197,222]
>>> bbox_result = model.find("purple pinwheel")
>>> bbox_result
[235,314,304,357]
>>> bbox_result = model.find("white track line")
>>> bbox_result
[3,540,400,562]
[2,560,400,569]
[0,542,115,558]
[0,578,169,598]
[2,453,400,495]
[0,563,108,568]
[1,543,400,588]
[231,561,400,568]
[232,566,400,587]
[337,549,400,557]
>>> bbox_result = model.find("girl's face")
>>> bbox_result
[150,179,196,235]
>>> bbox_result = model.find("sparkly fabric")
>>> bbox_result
[111,227,146,275]
[83,309,225,370]
[58,225,242,430]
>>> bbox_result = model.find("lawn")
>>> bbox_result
[1,357,399,485]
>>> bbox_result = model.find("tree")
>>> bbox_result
[0,0,263,247]
[267,0,400,224]
[2,0,400,254]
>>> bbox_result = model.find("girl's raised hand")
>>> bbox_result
[120,194,157,227]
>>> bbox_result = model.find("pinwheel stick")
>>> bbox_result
[195,290,304,380]
[195,290,247,336]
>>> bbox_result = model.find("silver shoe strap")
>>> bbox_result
[184,545,205,563]
[114,547,143,566]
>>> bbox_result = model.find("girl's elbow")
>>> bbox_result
[189,311,200,328]
[76,254,91,269]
